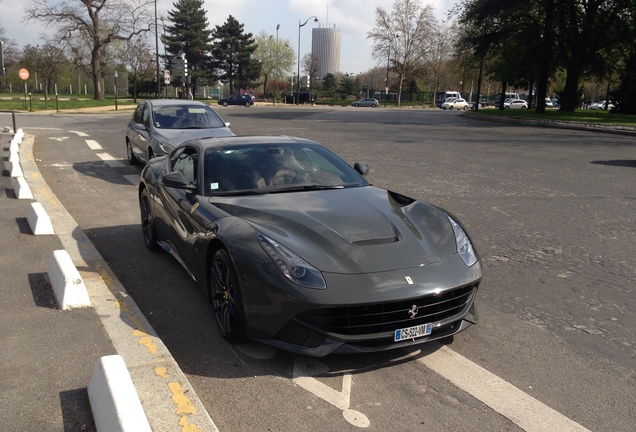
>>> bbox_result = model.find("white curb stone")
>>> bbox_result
[47,249,91,309]
[9,148,19,163]
[15,128,24,141]
[9,160,23,178]
[88,355,152,432]
[13,176,34,200]
[9,140,19,152]
[27,202,55,235]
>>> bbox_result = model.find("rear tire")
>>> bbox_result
[223,101,228,107]
[210,249,246,342]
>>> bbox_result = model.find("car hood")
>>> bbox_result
[154,127,234,145]
[212,187,458,274]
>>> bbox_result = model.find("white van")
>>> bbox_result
[445,91,461,100]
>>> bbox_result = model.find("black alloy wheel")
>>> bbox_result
[140,188,159,251]
[211,249,246,342]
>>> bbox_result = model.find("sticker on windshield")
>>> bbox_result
[211,182,219,190]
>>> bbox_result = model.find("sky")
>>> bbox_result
[0,0,458,74]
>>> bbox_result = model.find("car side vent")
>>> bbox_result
[352,237,399,246]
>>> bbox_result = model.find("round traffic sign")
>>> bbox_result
[19,68,29,80]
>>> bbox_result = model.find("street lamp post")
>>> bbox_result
[384,35,399,108]
[297,16,318,105]
[114,71,118,110]
[154,0,160,98]
[385,41,391,107]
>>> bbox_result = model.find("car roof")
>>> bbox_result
[145,99,208,107]
[182,135,321,151]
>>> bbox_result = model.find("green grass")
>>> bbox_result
[0,93,137,111]
[472,107,636,127]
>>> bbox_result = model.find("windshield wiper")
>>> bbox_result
[269,185,344,194]
[209,189,269,196]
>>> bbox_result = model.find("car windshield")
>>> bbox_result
[152,104,226,130]
[203,143,369,196]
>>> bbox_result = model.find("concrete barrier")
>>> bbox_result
[27,202,55,235]
[88,355,152,432]
[9,160,23,178]
[13,176,34,199]
[9,148,19,164]
[47,249,91,309]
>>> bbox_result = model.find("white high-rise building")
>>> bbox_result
[312,25,341,78]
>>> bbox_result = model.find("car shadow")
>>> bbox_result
[83,223,451,382]
[72,160,142,186]
[591,159,636,168]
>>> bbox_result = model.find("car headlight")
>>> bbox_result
[446,215,478,266]
[258,233,326,289]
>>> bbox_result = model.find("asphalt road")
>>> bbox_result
[13,106,636,431]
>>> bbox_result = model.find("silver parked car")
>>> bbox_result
[126,99,234,165]
[352,98,380,108]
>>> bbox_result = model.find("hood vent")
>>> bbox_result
[352,236,399,246]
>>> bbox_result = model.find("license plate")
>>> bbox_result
[394,323,433,342]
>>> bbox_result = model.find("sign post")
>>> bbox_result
[19,68,29,109]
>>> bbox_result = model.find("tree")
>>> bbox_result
[115,36,155,101]
[24,0,153,100]
[301,53,320,91]
[0,26,19,89]
[322,72,337,98]
[367,0,436,106]
[455,0,556,112]
[210,15,261,94]
[553,0,632,111]
[337,72,360,100]
[163,0,213,93]
[253,30,295,99]
[424,22,454,104]
[21,43,69,94]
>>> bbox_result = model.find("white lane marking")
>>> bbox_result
[22,127,63,130]
[86,139,102,150]
[292,355,370,428]
[413,345,591,432]
[96,153,125,168]
[69,130,89,137]
[49,137,69,141]
[123,175,140,186]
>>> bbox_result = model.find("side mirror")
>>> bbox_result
[353,162,369,177]
[225,122,231,128]
[135,122,147,131]
[161,171,197,191]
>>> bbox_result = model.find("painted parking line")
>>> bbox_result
[86,139,103,150]
[69,130,89,137]
[413,345,590,432]
[96,153,125,168]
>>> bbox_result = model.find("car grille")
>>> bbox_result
[297,283,477,336]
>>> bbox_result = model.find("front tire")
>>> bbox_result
[126,140,139,165]
[210,249,246,342]
[140,188,159,251]
[223,101,228,107]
